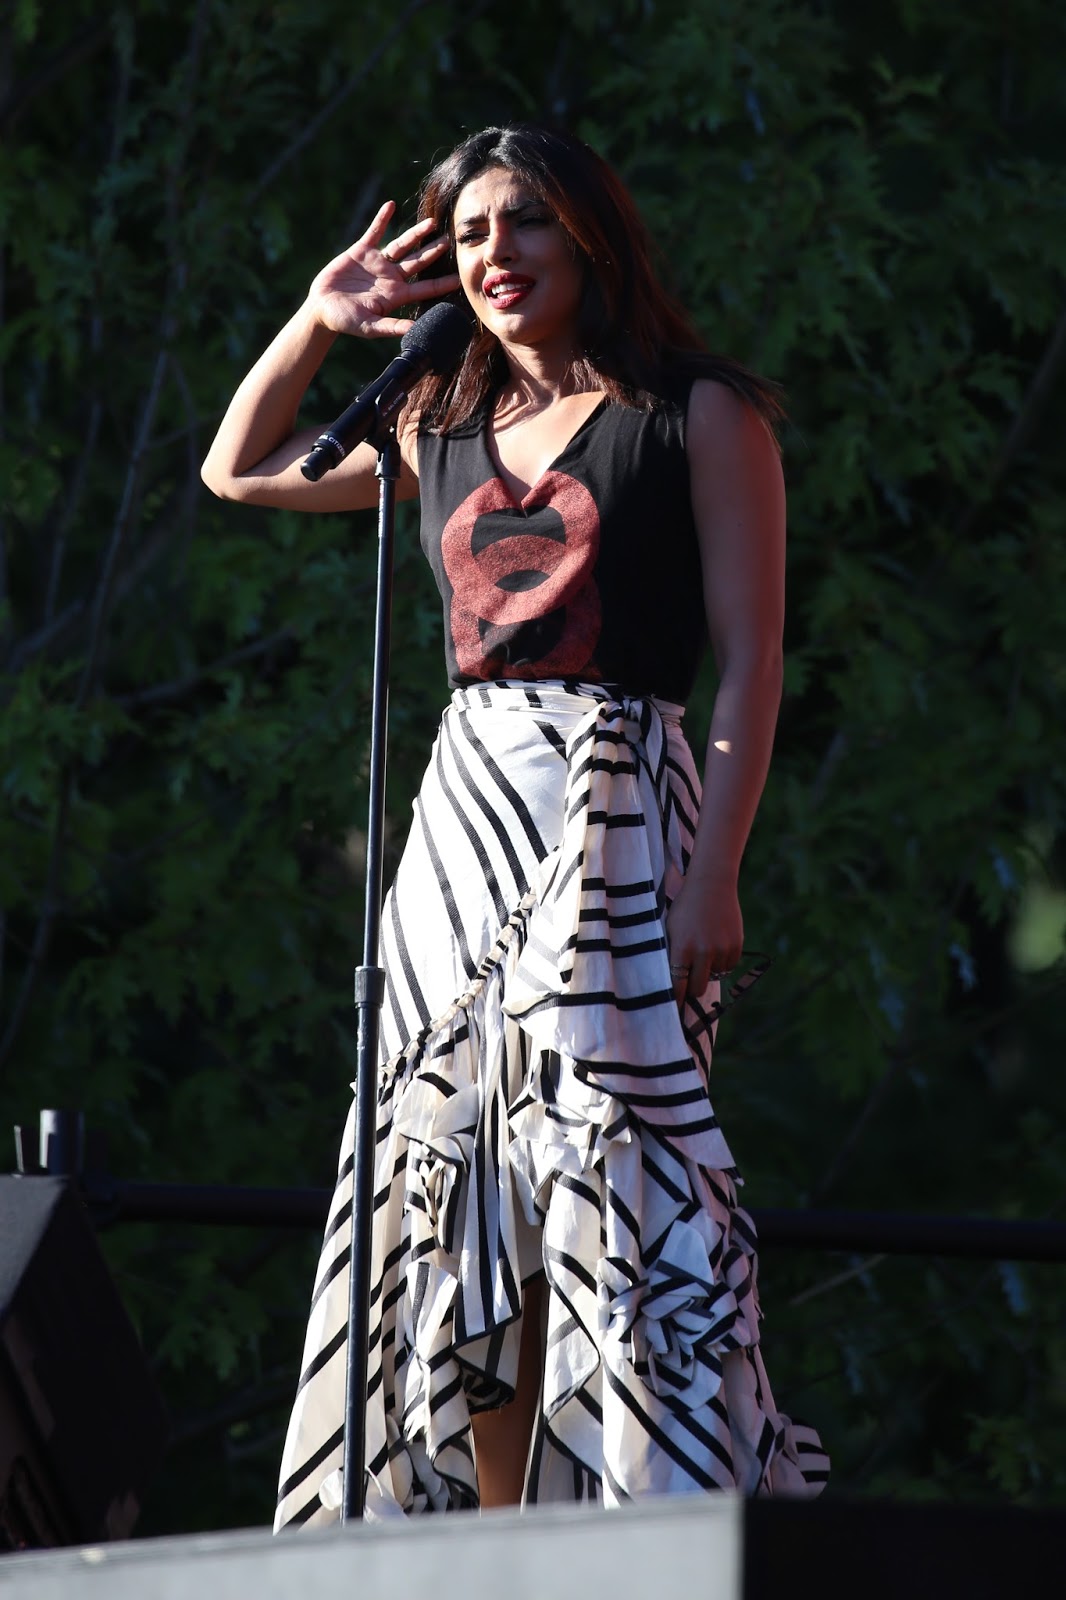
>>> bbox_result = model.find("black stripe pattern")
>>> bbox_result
[274,681,828,1527]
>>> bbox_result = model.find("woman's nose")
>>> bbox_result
[484,218,514,265]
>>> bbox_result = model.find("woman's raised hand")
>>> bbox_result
[308,201,462,339]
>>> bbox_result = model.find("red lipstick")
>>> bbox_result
[483,272,535,308]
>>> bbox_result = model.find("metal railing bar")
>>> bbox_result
[66,1176,1066,1263]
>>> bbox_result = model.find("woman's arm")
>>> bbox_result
[200,202,461,512]
[666,377,786,1003]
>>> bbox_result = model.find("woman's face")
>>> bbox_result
[452,165,584,359]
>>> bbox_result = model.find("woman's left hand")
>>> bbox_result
[665,870,744,1007]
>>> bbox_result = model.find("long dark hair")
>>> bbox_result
[407,123,783,435]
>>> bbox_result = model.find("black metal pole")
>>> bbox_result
[342,420,402,1523]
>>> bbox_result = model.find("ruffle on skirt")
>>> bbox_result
[274,681,828,1528]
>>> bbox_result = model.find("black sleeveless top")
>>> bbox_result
[416,384,707,702]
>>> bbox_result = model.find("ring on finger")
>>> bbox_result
[669,963,690,977]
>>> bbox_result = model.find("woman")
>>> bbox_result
[202,124,828,1522]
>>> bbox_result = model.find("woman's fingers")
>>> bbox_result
[387,214,448,256]
[669,948,692,1008]
[378,235,456,290]
[356,199,398,251]
[400,239,454,278]
[356,214,450,279]
[355,315,419,337]
[686,954,714,999]
[401,269,463,301]
[668,948,738,1008]
[671,958,707,1007]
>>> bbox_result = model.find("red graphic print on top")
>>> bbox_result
[440,472,602,679]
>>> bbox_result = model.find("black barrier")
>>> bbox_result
[0,1177,168,1550]
[12,1109,1066,1262]
[81,1181,1066,1262]
[745,1495,1062,1600]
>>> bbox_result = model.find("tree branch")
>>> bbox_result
[953,300,1066,546]
[44,360,102,627]
[74,345,171,711]
[0,777,73,1078]
[248,0,437,204]
[808,726,849,809]
[788,1252,887,1310]
[114,629,294,710]
[5,467,265,688]
[43,21,133,626]
[168,356,203,563]
[4,596,86,680]
[168,1373,296,1449]
[0,20,110,135]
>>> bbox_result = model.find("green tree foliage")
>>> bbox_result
[2,0,1064,1532]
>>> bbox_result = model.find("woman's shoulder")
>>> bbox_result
[685,377,786,518]
[640,364,752,423]
[685,375,760,425]
[664,351,786,439]
[414,400,489,442]
[620,368,740,445]
[684,377,780,454]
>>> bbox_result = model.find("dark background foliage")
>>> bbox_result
[2,0,1064,1534]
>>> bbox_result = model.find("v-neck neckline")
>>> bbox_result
[483,394,608,509]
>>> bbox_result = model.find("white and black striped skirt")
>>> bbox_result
[275,680,828,1526]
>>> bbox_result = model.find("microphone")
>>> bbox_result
[300,302,472,481]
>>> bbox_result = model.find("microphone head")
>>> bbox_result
[400,302,473,373]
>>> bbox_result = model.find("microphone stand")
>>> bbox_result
[342,396,403,1522]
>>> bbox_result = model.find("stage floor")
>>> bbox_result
[4,1489,1062,1599]
[1,1493,742,1600]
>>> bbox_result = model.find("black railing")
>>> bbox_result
[13,1109,1066,1264]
